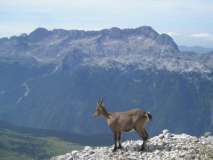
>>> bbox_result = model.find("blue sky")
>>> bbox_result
[0,0,213,47]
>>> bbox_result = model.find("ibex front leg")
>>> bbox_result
[117,132,123,149]
[113,132,118,152]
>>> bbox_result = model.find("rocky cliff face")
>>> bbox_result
[51,130,213,160]
[0,26,179,60]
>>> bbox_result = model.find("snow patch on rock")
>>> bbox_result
[16,82,30,104]
[83,54,212,74]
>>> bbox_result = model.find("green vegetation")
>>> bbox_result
[0,128,82,160]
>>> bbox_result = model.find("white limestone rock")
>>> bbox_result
[51,130,213,160]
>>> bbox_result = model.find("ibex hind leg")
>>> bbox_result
[117,132,123,149]
[141,128,149,151]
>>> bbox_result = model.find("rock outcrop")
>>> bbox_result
[51,130,213,160]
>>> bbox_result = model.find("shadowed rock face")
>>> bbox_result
[51,130,213,160]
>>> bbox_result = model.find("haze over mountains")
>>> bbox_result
[179,45,213,54]
[0,26,213,138]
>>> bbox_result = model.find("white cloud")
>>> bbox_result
[167,32,181,37]
[191,33,213,39]
[166,32,213,40]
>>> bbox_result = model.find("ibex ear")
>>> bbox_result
[97,98,101,105]
[100,98,104,104]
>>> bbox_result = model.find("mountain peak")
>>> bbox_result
[29,27,51,41]
[136,26,156,32]
[134,26,159,38]
[156,33,179,52]
[158,33,176,43]
[30,27,49,35]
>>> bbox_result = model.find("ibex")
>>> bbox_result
[93,99,152,152]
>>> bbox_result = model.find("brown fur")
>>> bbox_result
[94,99,151,152]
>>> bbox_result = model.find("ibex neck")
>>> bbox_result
[101,108,111,119]
[102,112,111,119]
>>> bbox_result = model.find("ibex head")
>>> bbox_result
[93,98,106,117]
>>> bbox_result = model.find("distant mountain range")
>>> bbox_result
[179,45,213,54]
[0,26,212,137]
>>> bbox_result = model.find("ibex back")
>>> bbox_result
[93,99,152,152]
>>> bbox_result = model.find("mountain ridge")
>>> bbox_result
[0,26,179,60]
[1,26,212,75]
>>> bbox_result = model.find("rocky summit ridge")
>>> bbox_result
[1,26,212,74]
[51,130,213,160]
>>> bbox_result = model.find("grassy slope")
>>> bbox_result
[0,128,82,160]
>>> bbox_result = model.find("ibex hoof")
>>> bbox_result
[140,146,146,152]
[117,145,123,150]
[112,148,117,152]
